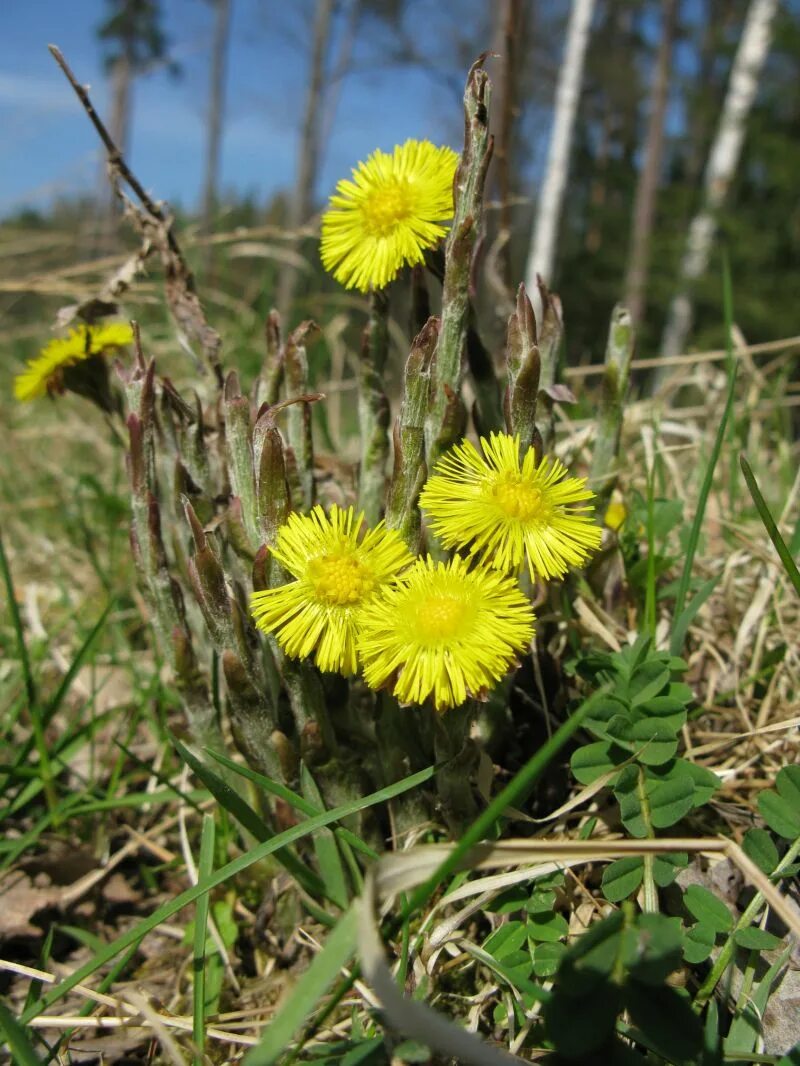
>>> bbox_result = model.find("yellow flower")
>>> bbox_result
[13,322,134,402]
[250,504,413,675]
[358,555,534,711]
[420,431,602,582]
[320,139,459,293]
[604,500,627,532]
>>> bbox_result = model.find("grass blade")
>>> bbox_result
[21,763,435,1021]
[300,763,349,910]
[244,905,359,1066]
[207,748,378,861]
[670,258,738,655]
[174,738,328,902]
[0,525,36,709]
[193,814,215,1066]
[43,599,114,722]
[740,454,800,598]
[670,573,722,656]
[0,998,45,1066]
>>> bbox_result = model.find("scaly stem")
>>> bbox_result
[590,304,635,507]
[425,57,492,467]
[386,317,438,550]
[357,289,390,525]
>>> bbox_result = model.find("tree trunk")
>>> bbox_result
[201,0,232,251]
[490,0,526,294]
[659,0,777,359]
[98,52,132,237]
[524,0,596,308]
[623,0,678,328]
[109,52,132,159]
[277,0,334,325]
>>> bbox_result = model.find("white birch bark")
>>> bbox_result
[659,0,778,359]
[524,0,595,310]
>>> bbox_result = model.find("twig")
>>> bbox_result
[48,45,184,268]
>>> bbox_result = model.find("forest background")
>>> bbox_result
[4,0,799,375]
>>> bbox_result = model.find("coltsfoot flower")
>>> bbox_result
[604,499,627,532]
[320,139,459,293]
[358,555,535,711]
[14,322,134,402]
[250,504,413,675]
[420,431,602,581]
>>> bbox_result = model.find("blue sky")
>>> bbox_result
[0,0,466,217]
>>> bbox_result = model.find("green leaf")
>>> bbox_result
[628,661,671,707]
[622,914,683,986]
[340,1037,385,1065]
[570,740,623,784]
[624,981,704,1063]
[527,912,569,943]
[683,922,717,964]
[601,857,644,903]
[652,851,688,887]
[483,921,528,960]
[646,763,696,830]
[583,694,630,738]
[614,765,649,837]
[629,719,679,766]
[681,759,720,808]
[615,763,696,837]
[633,694,687,733]
[532,941,566,978]
[733,926,784,951]
[605,715,679,765]
[776,765,800,818]
[244,906,359,1066]
[525,888,557,914]
[759,788,800,840]
[557,910,626,994]
[487,885,529,914]
[742,828,779,875]
[684,885,734,933]
[393,1039,433,1063]
[704,999,722,1063]
[545,981,622,1058]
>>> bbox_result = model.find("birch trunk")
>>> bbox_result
[524,0,595,308]
[201,0,232,244]
[659,0,778,359]
[623,0,678,328]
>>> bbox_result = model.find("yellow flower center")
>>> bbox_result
[417,595,466,642]
[493,476,544,521]
[310,553,374,605]
[360,180,413,237]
